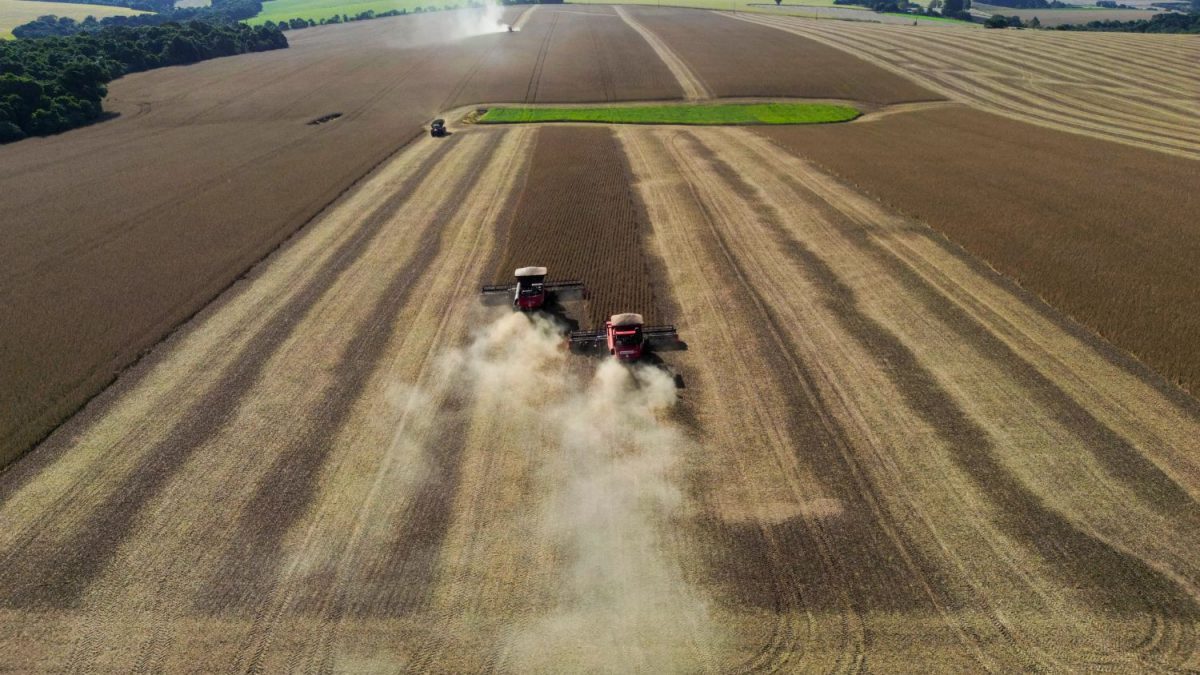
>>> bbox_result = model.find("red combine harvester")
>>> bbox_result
[481,266,586,311]
[569,313,680,361]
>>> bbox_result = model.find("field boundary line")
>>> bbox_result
[613,5,712,101]
[512,4,538,30]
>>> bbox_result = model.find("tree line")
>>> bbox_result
[12,0,266,37]
[0,21,287,143]
[832,0,974,20]
[1056,10,1200,30]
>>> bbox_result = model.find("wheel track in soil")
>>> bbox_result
[5,77,1200,670]
[49,133,485,673]
[0,120,458,552]
[629,127,1006,672]
[724,130,1195,667]
[0,135,468,614]
[664,126,1200,670]
[524,10,559,103]
[658,130,867,674]
[303,127,533,673]
[222,127,525,672]
[613,5,711,101]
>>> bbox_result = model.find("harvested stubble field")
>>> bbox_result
[734,11,1200,159]
[4,5,1200,671]
[0,3,681,467]
[3,117,1200,672]
[625,6,942,103]
[759,103,1200,394]
[450,4,684,104]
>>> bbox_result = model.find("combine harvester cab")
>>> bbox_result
[481,266,586,312]
[569,313,680,362]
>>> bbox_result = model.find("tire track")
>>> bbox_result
[525,10,559,103]
[215,128,525,674]
[613,6,711,101]
[646,127,1021,672]
[199,131,504,615]
[684,126,1200,670]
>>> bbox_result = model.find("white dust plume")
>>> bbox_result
[450,0,511,39]
[438,312,717,673]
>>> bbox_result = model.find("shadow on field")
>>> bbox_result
[681,131,1200,621]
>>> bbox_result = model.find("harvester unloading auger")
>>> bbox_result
[569,313,681,362]
[481,266,586,312]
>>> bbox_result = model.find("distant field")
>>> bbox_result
[247,0,468,24]
[479,102,861,125]
[572,0,973,24]
[972,3,1161,23]
[0,0,145,37]
[571,0,771,9]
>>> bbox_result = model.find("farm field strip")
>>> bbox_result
[3,113,1200,670]
[732,13,1200,159]
[612,4,712,100]
[490,125,662,326]
[448,5,684,107]
[759,103,1200,396]
[0,127,538,670]
[627,6,939,104]
[621,124,1200,670]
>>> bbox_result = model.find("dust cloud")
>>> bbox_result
[438,311,719,672]
[384,1,511,49]
[449,0,511,39]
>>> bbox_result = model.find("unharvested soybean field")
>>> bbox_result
[2,6,1200,671]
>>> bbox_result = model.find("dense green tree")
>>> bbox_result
[0,22,287,142]
[0,121,24,142]
[1056,11,1200,30]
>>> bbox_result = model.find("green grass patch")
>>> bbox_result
[246,0,463,25]
[881,11,975,22]
[478,103,861,126]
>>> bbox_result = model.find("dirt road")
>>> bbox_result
[2,118,1198,670]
